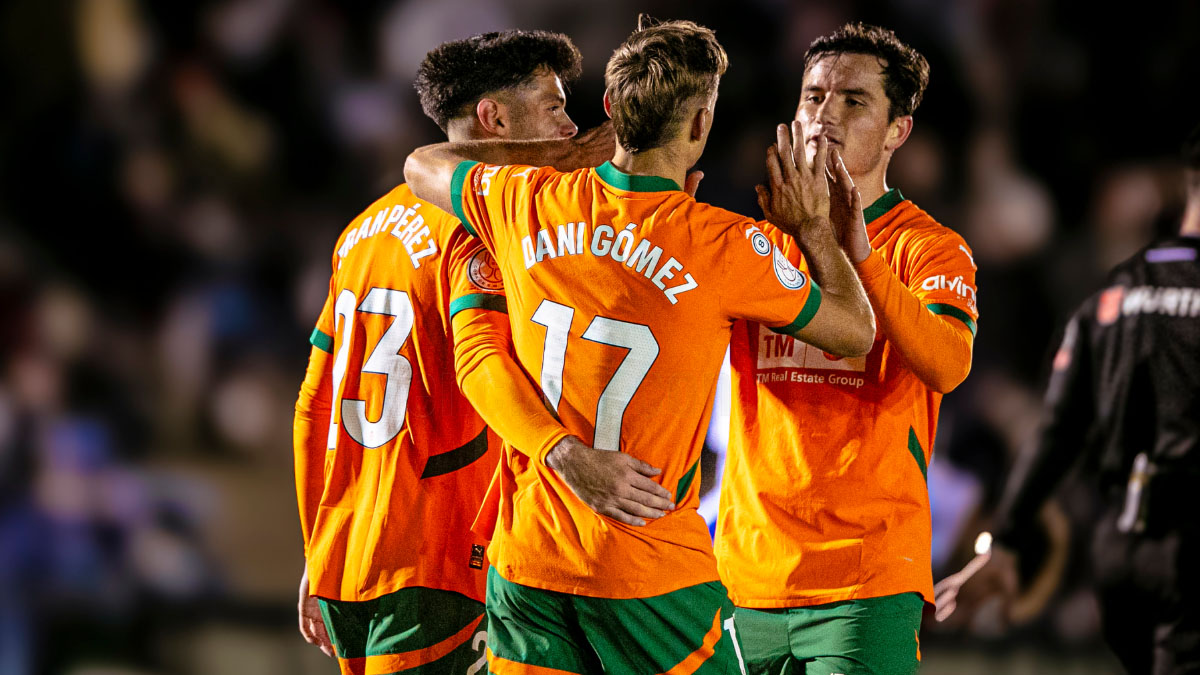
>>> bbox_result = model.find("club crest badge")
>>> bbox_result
[467,250,504,292]
[772,245,807,290]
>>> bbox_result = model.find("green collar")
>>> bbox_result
[863,188,904,224]
[595,162,682,193]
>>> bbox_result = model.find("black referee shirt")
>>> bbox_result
[995,236,1200,553]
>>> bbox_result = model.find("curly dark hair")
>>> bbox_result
[414,30,582,132]
[803,23,929,120]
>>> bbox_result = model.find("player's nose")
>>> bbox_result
[815,100,838,125]
[559,115,578,139]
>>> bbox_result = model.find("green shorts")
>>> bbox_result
[318,586,489,674]
[733,593,924,675]
[486,568,748,674]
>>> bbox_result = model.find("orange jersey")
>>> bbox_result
[718,190,978,607]
[451,160,822,599]
[296,183,506,603]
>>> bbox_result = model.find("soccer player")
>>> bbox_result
[293,30,595,675]
[404,17,875,674]
[936,122,1200,675]
[716,24,979,675]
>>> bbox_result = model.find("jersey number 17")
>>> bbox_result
[530,299,659,451]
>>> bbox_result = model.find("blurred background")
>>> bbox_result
[1,0,1198,673]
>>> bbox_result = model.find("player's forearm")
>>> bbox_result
[404,145,463,215]
[459,354,570,465]
[453,310,570,465]
[406,137,596,212]
[444,138,592,170]
[294,347,332,551]
[855,250,974,393]
[793,219,874,354]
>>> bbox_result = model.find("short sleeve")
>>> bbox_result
[909,231,979,337]
[719,219,822,334]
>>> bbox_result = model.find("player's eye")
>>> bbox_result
[805,95,822,104]
[847,99,863,107]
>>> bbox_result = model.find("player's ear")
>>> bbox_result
[476,98,507,137]
[884,115,914,153]
[690,106,711,142]
[602,90,613,119]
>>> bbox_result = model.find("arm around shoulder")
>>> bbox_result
[404,144,464,215]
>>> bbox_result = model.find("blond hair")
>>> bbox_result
[604,17,728,153]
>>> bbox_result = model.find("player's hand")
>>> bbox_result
[298,565,335,658]
[545,435,675,526]
[827,149,871,263]
[567,121,617,169]
[756,121,832,243]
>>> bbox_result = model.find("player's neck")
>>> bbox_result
[854,168,890,210]
[610,147,688,191]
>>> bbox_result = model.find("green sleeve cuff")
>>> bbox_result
[449,293,508,318]
[769,281,824,335]
[309,328,333,353]
[927,303,978,337]
[451,160,480,236]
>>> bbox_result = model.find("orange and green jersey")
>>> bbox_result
[718,189,979,608]
[294,183,506,603]
[451,160,823,599]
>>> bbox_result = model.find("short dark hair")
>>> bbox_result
[415,30,582,131]
[605,16,728,153]
[803,23,929,120]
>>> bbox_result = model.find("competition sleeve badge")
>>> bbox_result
[467,249,505,293]
[772,245,807,290]
[750,231,772,256]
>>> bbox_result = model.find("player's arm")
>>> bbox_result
[404,123,614,215]
[854,249,974,393]
[293,340,332,552]
[757,122,874,356]
[452,307,567,463]
[826,150,975,392]
[293,335,336,656]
